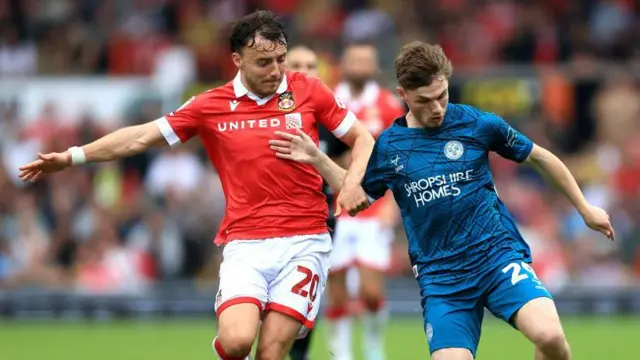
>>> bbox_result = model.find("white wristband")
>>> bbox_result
[68,146,86,165]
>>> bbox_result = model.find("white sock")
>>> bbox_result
[328,316,354,360]
[362,309,387,360]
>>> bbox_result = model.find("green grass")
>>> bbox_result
[0,316,637,359]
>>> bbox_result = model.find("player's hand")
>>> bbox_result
[336,183,369,217]
[580,204,615,241]
[270,129,321,164]
[18,151,71,182]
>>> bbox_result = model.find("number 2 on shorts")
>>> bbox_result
[502,262,538,285]
[291,266,320,301]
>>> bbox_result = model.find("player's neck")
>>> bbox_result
[406,112,424,129]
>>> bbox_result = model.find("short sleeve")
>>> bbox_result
[482,113,533,163]
[361,141,390,202]
[313,79,357,138]
[155,95,202,146]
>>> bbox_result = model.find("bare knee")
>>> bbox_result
[360,283,384,312]
[358,267,385,312]
[217,303,261,357]
[218,328,255,357]
[534,330,570,355]
[431,348,474,360]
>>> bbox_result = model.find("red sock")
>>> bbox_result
[325,305,349,320]
[213,337,249,360]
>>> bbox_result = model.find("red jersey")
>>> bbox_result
[334,81,405,219]
[157,71,356,244]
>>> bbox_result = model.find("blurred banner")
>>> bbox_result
[2,281,640,320]
[0,78,160,128]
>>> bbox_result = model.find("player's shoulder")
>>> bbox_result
[448,103,486,120]
[374,116,404,148]
[286,71,321,89]
[448,103,502,128]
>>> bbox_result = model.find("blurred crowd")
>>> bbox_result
[0,0,638,80]
[1,0,640,294]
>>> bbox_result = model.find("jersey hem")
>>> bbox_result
[214,225,329,245]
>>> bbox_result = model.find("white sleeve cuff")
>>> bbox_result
[155,117,181,147]
[331,111,357,138]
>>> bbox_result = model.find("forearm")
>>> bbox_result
[343,133,374,187]
[314,152,348,192]
[74,122,165,163]
[527,146,589,213]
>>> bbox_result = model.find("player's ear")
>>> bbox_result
[232,52,243,69]
[396,86,407,102]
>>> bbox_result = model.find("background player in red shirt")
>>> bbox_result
[18,11,376,360]
[286,44,322,360]
[328,42,406,360]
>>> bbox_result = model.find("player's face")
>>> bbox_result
[341,45,378,88]
[232,36,287,97]
[287,48,319,77]
[397,76,449,128]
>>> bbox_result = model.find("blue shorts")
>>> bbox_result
[419,259,552,357]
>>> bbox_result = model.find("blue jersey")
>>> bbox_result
[362,103,534,286]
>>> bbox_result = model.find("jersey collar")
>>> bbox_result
[233,71,288,105]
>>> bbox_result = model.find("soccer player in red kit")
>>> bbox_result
[328,42,405,360]
[18,11,375,360]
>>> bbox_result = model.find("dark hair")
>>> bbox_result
[229,10,288,54]
[394,41,453,90]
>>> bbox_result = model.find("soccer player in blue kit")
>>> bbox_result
[269,41,615,360]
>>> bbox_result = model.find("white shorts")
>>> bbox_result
[330,217,393,273]
[214,233,332,334]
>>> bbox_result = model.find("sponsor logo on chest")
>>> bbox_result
[217,112,303,132]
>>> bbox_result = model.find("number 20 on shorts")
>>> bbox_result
[291,266,320,302]
[502,261,538,285]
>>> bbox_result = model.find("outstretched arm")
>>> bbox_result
[525,144,615,240]
[20,95,202,183]
[19,120,168,182]
[77,121,167,163]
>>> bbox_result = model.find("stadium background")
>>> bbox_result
[0,0,639,359]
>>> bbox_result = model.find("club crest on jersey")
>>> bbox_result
[278,92,295,111]
[444,140,464,160]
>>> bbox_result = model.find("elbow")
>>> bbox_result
[129,138,150,155]
[358,131,375,151]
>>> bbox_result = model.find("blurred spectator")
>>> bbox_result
[0,20,37,77]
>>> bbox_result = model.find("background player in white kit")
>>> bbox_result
[328,43,405,360]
